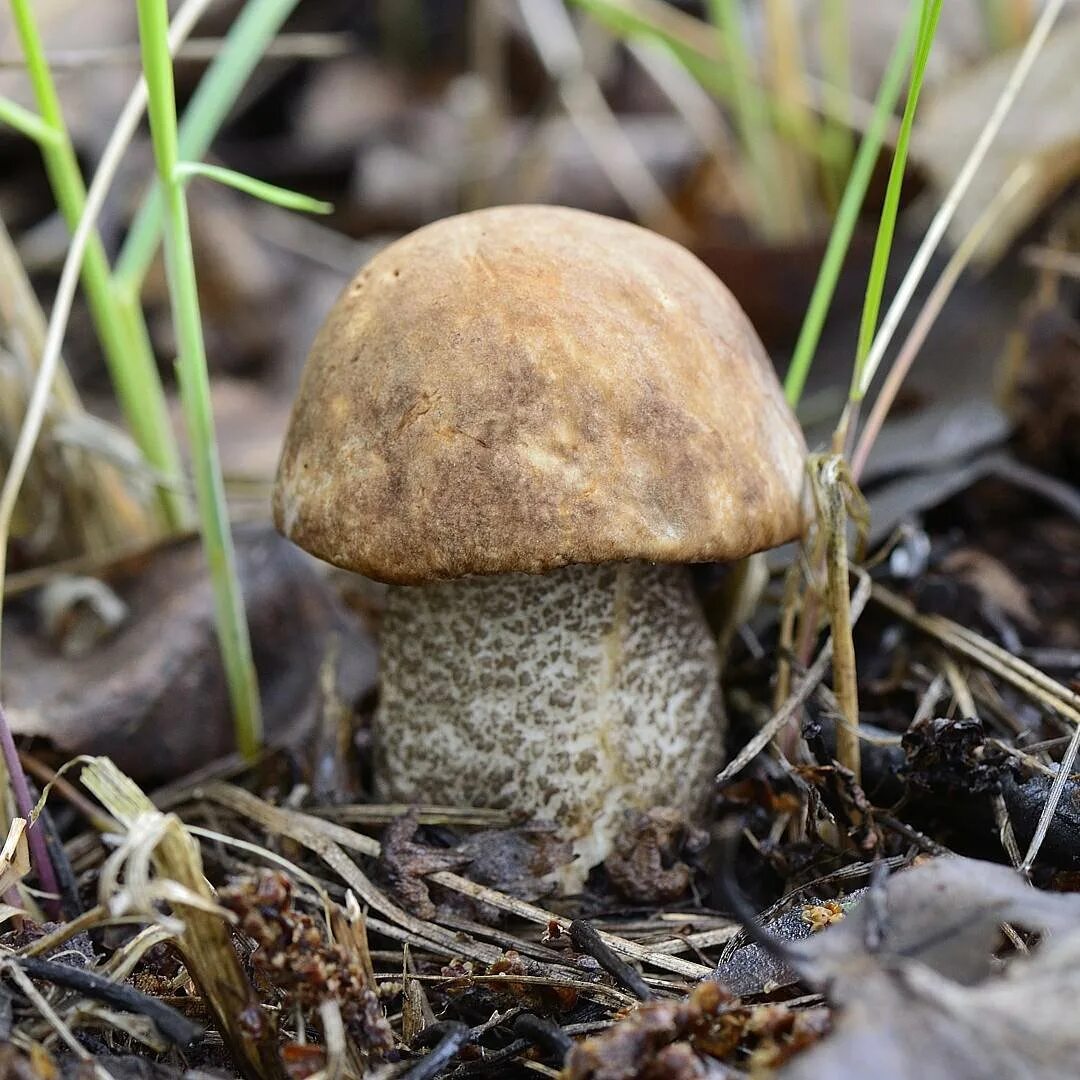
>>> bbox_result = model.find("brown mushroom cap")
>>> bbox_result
[274,205,807,584]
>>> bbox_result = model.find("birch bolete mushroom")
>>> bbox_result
[274,205,807,889]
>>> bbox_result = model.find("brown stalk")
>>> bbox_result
[808,455,868,784]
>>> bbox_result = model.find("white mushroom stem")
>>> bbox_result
[375,561,724,892]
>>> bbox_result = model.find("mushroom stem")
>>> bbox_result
[375,561,724,891]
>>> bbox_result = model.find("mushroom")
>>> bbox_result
[274,205,807,890]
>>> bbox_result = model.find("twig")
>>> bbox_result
[3,960,114,1078]
[33,798,81,919]
[9,955,202,1046]
[569,920,653,1001]
[513,1013,574,1060]
[401,1023,471,1080]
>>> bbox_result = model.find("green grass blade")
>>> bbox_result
[571,0,828,162]
[704,0,789,239]
[135,0,263,759]
[7,0,187,530]
[783,1,924,407]
[850,0,942,400]
[115,0,302,292]
[0,97,59,146]
[819,0,854,206]
[176,162,332,214]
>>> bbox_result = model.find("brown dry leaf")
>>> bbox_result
[915,18,1080,263]
[4,526,376,781]
[784,927,1080,1079]
[604,807,707,904]
[794,856,1080,986]
[454,823,573,901]
[940,548,1039,630]
[380,811,470,919]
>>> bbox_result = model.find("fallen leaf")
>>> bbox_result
[940,548,1038,630]
[776,856,1080,1078]
[4,525,376,781]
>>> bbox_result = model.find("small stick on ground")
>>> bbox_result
[569,920,653,1002]
[401,1022,471,1080]
[9,955,202,1047]
[514,1013,574,1060]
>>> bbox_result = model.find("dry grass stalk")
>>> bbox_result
[808,455,868,783]
[0,218,153,563]
[870,585,1080,724]
[518,0,690,240]
[719,570,871,789]
[80,757,286,1080]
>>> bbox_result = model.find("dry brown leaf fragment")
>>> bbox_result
[454,823,573,901]
[561,980,730,1079]
[940,548,1039,631]
[0,817,31,898]
[773,857,1080,1077]
[379,810,471,919]
[4,527,375,783]
[800,902,844,933]
[604,808,708,904]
